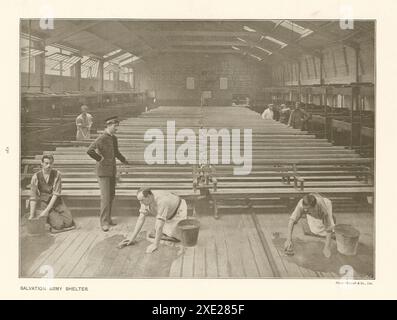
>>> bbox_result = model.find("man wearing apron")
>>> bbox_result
[29,155,75,232]
[75,105,93,140]
[284,193,336,258]
[118,188,187,253]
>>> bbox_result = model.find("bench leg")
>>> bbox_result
[212,198,219,220]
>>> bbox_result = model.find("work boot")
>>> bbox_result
[108,220,117,226]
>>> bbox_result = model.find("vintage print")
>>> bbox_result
[19,20,375,279]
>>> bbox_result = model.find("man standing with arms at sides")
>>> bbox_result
[87,116,129,232]
[76,105,93,140]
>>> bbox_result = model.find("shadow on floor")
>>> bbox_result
[20,233,55,277]
[272,234,374,279]
[86,232,179,278]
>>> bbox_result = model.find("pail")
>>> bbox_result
[27,216,47,235]
[177,219,200,247]
[334,224,360,256]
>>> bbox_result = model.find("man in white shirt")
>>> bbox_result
[261,104,274,120]
[76,105,93,140]
[284,193,336,258]
[118,188,188,253]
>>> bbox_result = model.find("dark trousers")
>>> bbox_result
[98,176,116,226]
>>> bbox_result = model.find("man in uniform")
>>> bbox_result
[118,188,188,253]
[87,116,129,231]
[29,155,75,233]
[75,105,93,140]
[284,193,336,258]
[288,102,310,130]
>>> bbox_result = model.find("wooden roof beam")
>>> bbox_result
[244,21,323,58]
[170,40,250,47]
[45,21,101,46]
[235,37,298,62]
[103,50,128,62]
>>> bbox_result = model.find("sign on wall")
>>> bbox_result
[186,77,195,89]
[220,77,228,90]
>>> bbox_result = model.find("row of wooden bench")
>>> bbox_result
[21,106,374,216]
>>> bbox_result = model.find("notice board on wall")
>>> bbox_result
[220,77,228,90]
[186,77,195,89]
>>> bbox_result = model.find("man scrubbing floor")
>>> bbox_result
[284,193,336,258]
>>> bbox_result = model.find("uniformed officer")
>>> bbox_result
[87,116,129,231]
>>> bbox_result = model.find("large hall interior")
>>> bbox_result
[20,20,375,279]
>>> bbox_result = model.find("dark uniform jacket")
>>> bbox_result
[87,132,127,177]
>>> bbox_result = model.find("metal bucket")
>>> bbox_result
[177,219,200,247]
[334,224,360,256]
[27,216,47,235]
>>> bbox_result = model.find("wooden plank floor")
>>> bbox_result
[20,213,374,279]
[255,213,374,279]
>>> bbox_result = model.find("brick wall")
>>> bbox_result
[133,53,270,106]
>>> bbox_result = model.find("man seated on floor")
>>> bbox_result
[284,193,336,258]
[28,154,75,233]
[118,188,187,253]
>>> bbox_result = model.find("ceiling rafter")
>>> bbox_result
[103,50,128,62]
[158,48,238,54]
[170,40,251,47]
[245,21,323,58]
[235,36,298,62]
[136,30,261,38]
[219,21,316,64]
[116,21,173,60]
[292,20,362,49]
[45,21,101,46]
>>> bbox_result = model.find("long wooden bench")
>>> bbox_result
[21,106,374,217]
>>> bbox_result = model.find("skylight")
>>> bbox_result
[236,37,247,43]
[262,35,288,48]
[249,54,262,61]
[103,49,122,59]
[81,58,99,78]
[21,48,44,59]
[277,20,313,38]
[255,45,272,55]
[51,56,81,72]
[45,52,82,71]
[110,52,133,64]
[104,63,120,73]
[123,56,142,65]
[231,46,241,51]
[243,25,257,33]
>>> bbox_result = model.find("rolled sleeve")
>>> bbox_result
[290,199,303,223]
[156,203,169,222]
[29,174,39,201]
[76,116,83,127]
[139,203,150,216]
[52,172,62,196]
[320,198,335,232]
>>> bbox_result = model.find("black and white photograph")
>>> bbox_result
[18,18,376,281]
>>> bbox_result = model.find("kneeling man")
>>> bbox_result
[29,155,75,232]
[118,188,187,253]
[284,193,335,258]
